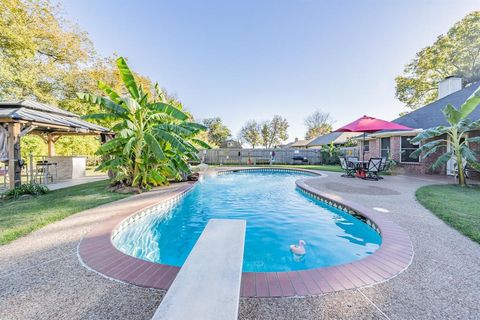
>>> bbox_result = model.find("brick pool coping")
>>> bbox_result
[78,168,413,298]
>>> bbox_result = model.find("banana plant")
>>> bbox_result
[410,86,480,186]
[77,57,210,189]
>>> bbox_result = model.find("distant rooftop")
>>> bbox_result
[307,132,358,147]
[288,138,312,148]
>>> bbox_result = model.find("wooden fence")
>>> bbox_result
[199,148,322,165]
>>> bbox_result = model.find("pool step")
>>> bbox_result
[152,219,246,320]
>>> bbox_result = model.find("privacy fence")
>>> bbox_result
[198,147,358,165]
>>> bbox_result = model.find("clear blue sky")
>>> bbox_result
[61,0,478,141]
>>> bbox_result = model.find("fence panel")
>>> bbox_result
[199,148,323,165]
[339,147,359,157]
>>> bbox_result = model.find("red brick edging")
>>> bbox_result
[78,168,413,298]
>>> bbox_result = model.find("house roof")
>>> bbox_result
[307,132,358,147]
[393,81,480,129]
[0,100,111,134]
[279,141,295,148]
[288,139,311,148]
[220,139,242,148]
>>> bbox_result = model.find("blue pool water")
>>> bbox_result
[112,170,381,272]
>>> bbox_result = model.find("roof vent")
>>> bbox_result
[438,76,462,99]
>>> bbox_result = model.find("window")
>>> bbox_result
[401,136,419,163]
[364,140,370,152]
[381,138,390,158]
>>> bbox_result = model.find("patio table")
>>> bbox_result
[347,160,369,178]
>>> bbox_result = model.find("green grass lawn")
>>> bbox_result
[0,180,129,245]
[416,184,480,244]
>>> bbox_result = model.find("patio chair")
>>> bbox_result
[377,157,387,179]
[362,158,383,181]
[455,161,475,182]
[346,156,358,163]
[339,157,355,178]
[34,161,54,184]
[1,161,7,188]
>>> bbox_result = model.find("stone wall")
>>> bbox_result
[45,156,86,180]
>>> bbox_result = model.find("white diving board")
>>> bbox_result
[152,219,246,320]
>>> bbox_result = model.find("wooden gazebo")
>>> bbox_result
[0,100,112,189]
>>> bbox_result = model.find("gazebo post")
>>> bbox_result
[47,134,57,157]
[7,123,21,189]
[101,133,115,179]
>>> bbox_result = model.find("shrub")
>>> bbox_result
[321,151,340,165]
[2,183,49,199]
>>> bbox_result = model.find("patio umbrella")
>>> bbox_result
[334,115,412,161]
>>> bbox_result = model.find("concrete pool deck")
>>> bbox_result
[0,169,479,319]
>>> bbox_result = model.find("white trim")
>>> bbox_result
[367,129,423,138]
[352,129,423,141]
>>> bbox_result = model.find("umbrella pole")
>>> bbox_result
[362,132,366,162]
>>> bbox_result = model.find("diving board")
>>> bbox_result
[152,219,246,320]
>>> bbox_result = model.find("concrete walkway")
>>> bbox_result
[45,175,109,191]
[0,171,479,319]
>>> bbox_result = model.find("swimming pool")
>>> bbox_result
[112,170,382,272]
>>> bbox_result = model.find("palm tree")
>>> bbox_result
[77,57,209,189]
[410,86,480,186]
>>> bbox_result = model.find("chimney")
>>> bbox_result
[295,137,299,142]
[438,76,462,99]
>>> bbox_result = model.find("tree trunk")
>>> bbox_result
[456,152,466,186]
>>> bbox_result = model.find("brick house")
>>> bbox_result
[361,77,480,178]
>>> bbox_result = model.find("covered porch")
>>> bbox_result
[0,100,112,190]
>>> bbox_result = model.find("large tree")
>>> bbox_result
[0,0,155,157]
[202,117,231,147]
[261,115,289,148]
[395,11,480,111]
[304,110,334,139]
[239,120,261,148]
[0,0,93,104]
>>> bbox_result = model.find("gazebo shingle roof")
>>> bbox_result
[0,100,110,134]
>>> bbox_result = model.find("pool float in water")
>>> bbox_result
[290,240,306,255]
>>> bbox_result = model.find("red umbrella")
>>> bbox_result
[334,115,412,133]
[334,115,412,161]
